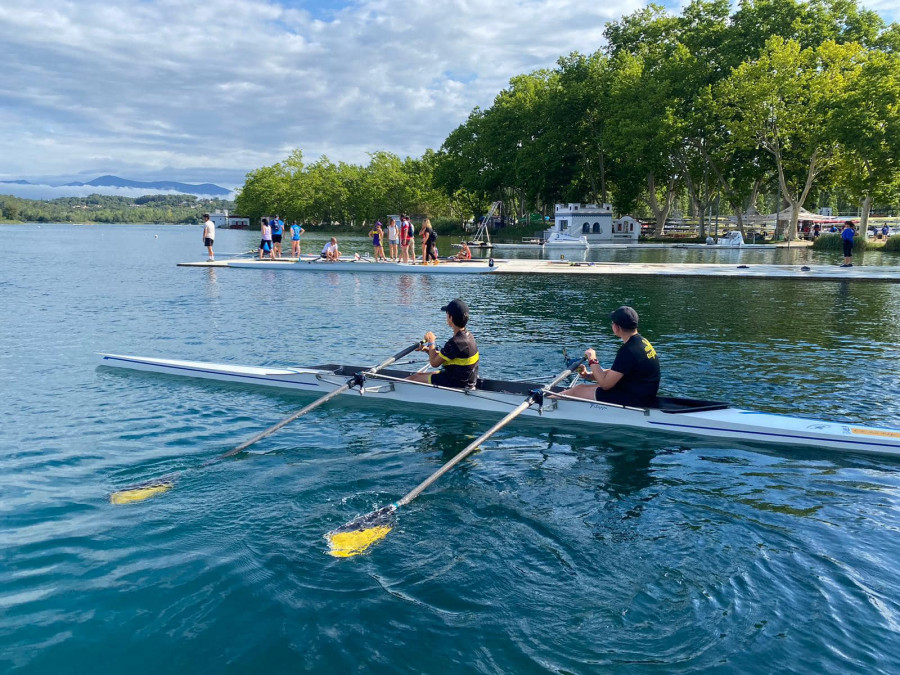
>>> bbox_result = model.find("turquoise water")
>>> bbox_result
[2,224,900,673]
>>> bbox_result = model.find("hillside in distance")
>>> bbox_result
[61,175,232,196]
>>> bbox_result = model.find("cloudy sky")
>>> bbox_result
[1,0,896,194]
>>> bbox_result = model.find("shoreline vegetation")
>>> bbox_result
[4,210,900,252]
[234,0,899,243]
[0,194,233,225]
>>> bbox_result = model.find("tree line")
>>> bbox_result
[0,194,235,224]
[239,0,900,239]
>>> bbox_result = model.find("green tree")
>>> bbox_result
[717,37,858,239]
[830,48,900,234]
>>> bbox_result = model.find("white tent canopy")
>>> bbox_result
[733,207,851,225]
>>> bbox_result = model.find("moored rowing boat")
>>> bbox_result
[97,353,900,456]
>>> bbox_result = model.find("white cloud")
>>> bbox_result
[3,0,892,185]
[0,0,642,182]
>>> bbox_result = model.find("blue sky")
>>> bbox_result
[0,0,895,197]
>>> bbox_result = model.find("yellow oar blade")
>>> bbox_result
[326,504,396,557]
[326,525,392,558]
[109,482,174,505]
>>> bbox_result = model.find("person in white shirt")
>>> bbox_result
[201,214,215,261]
[386,219,400,261]
[321,237,341,261]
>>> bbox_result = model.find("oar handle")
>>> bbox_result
[221,341,422,458]
[395,358,585,508]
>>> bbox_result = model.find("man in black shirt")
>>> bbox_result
[559,306,660,407]
[407,298,479,389]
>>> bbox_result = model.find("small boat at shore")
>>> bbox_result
[98,354,900,456]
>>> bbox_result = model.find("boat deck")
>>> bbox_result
[178,257,900,282]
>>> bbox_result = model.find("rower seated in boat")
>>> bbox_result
[407,298,479,389]
[559,305,660,407]
[321,237,341,261]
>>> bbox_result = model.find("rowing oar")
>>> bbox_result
[109,341,424,505]
[325,358,586,557]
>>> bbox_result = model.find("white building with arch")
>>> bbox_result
[549,203,639,244]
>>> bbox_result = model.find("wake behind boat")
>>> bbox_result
[97,353,900,456]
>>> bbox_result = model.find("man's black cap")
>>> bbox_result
[441,298,469,326]
[609,306,639,330]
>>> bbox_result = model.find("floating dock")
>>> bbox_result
[178,257,900,282]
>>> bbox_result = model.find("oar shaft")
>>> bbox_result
[395,359,584,508]
[219,341,421,459]
[224,383,352,456]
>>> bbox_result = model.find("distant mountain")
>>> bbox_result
[60,175,231,196]
[0,179,33,185]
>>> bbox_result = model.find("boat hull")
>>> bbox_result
[96,354,900,456]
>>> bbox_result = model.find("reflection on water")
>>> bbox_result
[205,268,219,298]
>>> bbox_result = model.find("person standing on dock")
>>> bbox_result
[290,221,304,257]
[419,219,430,262]
[424,224,438,264]
[840,221,855,267]
[368,222,386,261]
[271,216,284,258]
[559,306,660,407]
[398,216,409,263]
[405,216,416,262]
[386,218,400,261]
[407,298,479,389]
[201,213,215,261]
[259,218,274,260]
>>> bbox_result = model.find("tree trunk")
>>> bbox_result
[788,200,800,243]
[647,172,677,237]
[598,148,607,204]
[860,194,872,240]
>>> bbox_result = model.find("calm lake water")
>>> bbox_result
[2,224,900,673]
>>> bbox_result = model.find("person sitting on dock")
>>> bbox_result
[455,242,472,260]
[558,306,660,408]
[407,298,479,389]
[321,237,341,261]
[259,218,274,260]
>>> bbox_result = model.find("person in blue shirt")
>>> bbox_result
[882,225,890,240]
[290,222,304,257]
[840,221,855,267]
[271,216,285,258]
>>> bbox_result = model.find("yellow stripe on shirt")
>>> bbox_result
[439,352,480,366]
